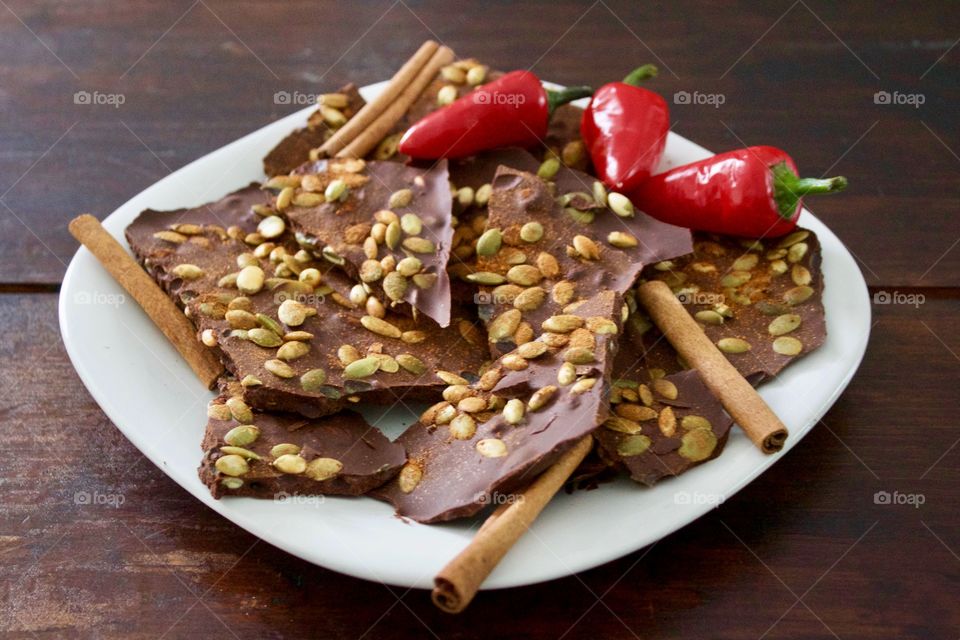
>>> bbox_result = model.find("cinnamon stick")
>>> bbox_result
[636,280,788,453]
[432,436,593,613]
[337,45,455,159]
[319,40,439,157]
[68,214,224,388]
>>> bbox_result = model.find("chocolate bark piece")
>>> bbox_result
[594,369,733,486]
[371,290,622,523]
[263,84,366,177]
[474,163,692,358]
[632,228,826,384]
[281,158,455,327]
[125,184,487,418]
[200,393,405,499]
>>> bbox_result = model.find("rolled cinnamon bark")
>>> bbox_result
[432,436,593,613]
[636,280,788,453]
[337,45,455,159]
[319,40,439,157]
[68,214,224,388]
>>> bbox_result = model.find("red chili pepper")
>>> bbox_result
[398,71,592,159]
[581,64,668,192]
[629,146,847,238]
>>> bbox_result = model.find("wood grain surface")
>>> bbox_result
[1,1,957,638]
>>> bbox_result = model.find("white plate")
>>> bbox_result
[59,80,871,590]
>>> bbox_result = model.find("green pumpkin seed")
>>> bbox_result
[542,315,584,333]
[571,377,598,394]
[224,425,260,447]
[274,454,307,474]
[773,336,803,356]
[604,416,642,435]
[732,254,759,271]
[215,454,249,477]
[257,215,286,239]
[402,237,435,254]
[476,438,508,458]
[270,443,301,457]
[396,354,426,375]
[221,445,261,460]
[397,462,422,492]
[324,179,348,202]
[777,230,809,248]
[361,315,402,339]
[502,399,525,425]
[513,287,546,312]
[207,402,232,421]
[755,301,790,316]
[653,378,678,400]
[305,457,343,481]
[592,181,608,206]
[401,213,423,236]
[264,359,295,378]
[449,413,477,440]
[476,228,503,256]
[720,271,752,287]
[488,309,522,341]
[466,271,506,286]
[382,271,408,301]
[617,434,652,457]
[344,356,380,379]
[770,259,788,275]
[226,397,254,424]
[277,340,310,361]
[557,362,577,386]
[572,234,600,260]
[172,264,204,280]
[563,347,594,364]
[537,157,560,180]
[475,183,492,206]
[607,231,638,248]
[220,477,244,490]
[248,327,282,348]
[389,188,413,209]
[396,256,422,277]
[784,285,814,306]
[300,368,327,392]
[678,428,717,461]
[717,337,751,354]
[681,415,712,431]
[519,221,544,243]
[695,310,725,325]
[607,192,634,218]
[236,265,265,294]
[768,313,802,336]
[791,264,812,286]
[226,309,258,330]
[528,386,558,411]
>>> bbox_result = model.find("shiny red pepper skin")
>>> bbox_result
[629,146,847,238]
[399,71,592,159]
[581,79,669,192]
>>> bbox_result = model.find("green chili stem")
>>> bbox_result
[772,162,848,220]
[546,86,593,114]
[622,64,659,86]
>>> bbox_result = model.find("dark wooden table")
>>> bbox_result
[2,1,957,638]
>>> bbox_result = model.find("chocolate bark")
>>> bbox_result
[281,158,455,327]
[474,163,692,358]
[629,229,827,384]
[263,84,366,177]
[125,184,486,418]
[201,393,405,499]
[372,290,622,523]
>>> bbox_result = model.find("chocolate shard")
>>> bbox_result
[263,83,366,177]
[595,366,734,486]
[474,163,692,358]
[283,158,455,327]
[125,184,486,418]
[631,228,826,384]
[201,392,406,499]
[372,290,622,523]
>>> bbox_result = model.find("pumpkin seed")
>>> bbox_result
[337,344,361,365]
[488,309,522,341]
[277,299,307,327]
[257,215,286,239]
[373,354,399,373]
[154,230,187,244]
[755,301,789,316]
[403,237,435,254]
[401,330,426,344]
[396,257,422,277]
[506,265,543,286]
[787,242,808,263]
[515,221,544,243]
[572,234,600,260]
[374,132,402,160]
[768,313,802,336]
[437,84,458,105]
[777,230,809,248]
[478,368,503,391]
[587,317,618,334]
[449,413,477,440]
[607,191,635,218]
[476,438,508,458]
[538,157,560,180]
[498,398,524,426]
[678,428,717,461]
[695,310,724,325]
[389,188,413,209]
[681,415,712,430]
[604,416,642,434]
[412,273,437,290]
[273,454,306,474]
[344,356,380,379]
[653,378,678,400]
[172,264,204,280]
[396,354,426,375]
[606,231,638,249]
[277,340,309,361]
[616,404,658,422]
[305,457,343,481]
[720,271,752,287]
[732,254,759,270]
[224,425,260,447]
[717,337,751,353]
[658,406,677,436]
[359,259,384,283]
[571,377,598,394]
[517,341,548,359]
[784,285,814,306]
[513,287,546,312]
[770,259,788,275]
[772,336,803,356]
[466,65,487,85]
[265,359,295,378]
[361,315,402,339]
[475,183,492,206]
[437,371,470,386]
[220,446,260,460]
[552,280,576,305]
[528,385,558,411]
[240,375,262,387]
[791,264,812,286]
[542,315,584,333]
[226,398,253,424]
[249,328,282,348]
[436,404,457,425]
[457,186,475,208]
[458,396,488,413]
[441,64,466,83]
[397,462,422,493]
[300,368,327,392]
[382,271,408,301]
[225,309,257,330]
[215,454,249,477]
[557,362,577,386]
[476,228,502,256]
[276,186,294,211]
[270,443,301,457]
[400,213,423,236]
[207,402,232,421]
[298,268,322,287]
[617,434,652,457]
[537,252,560,278]
[236,265,265,294]
[220,477,244,490]
[466,271,506,286]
